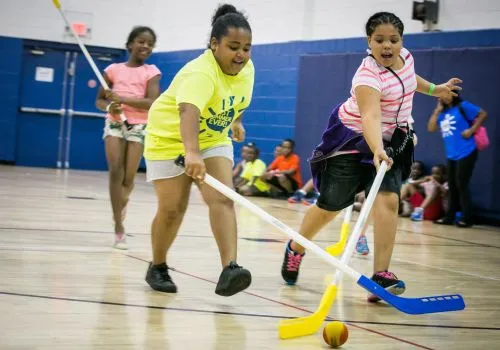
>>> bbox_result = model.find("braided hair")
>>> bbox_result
[365,12,404,37]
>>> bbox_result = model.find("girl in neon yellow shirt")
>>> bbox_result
[144,4,254,296]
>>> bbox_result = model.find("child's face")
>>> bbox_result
[245,148,257,161]
[240,146,249,159]
[367,24,403,68]
[128,31,155,61]
[274,146,283,157]
[211,27,252,76]
[431,166,444,182]
[281,141,293,156]
[410,162,423,179]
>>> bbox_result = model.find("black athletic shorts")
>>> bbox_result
[316,153,402,212]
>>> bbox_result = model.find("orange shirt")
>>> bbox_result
[269,154,302,187]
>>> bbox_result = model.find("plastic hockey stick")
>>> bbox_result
[52,0,132,130]
[279,200,372,338]
[174,155,465,315]
[325,205,353,256]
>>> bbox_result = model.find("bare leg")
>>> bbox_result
[151,175,192,265]
[276,175,293,193]
[239,185,253,196]
[301,178,315,193]
[122,141,144,219]
[373,192,399,273]
[198,157,238,267]
[400,182,411,200]
[400,184,417,217]
[420,182,439,209]
[290,205,339,254]
[104,136,127,234]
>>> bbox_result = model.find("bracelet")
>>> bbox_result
[428,83,436,96]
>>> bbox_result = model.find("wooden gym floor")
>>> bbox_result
[0,165,499,349]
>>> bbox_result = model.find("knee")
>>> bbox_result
[122,176,135,188]
[108,166,124,182]
[277,175,288,185]
[316,206,338,221]
[158,202,188,222]
[378,193,399,213]
[239,186,251,196]
[207,193,234,209]
[158,209,186,225]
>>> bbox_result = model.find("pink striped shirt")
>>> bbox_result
[339,48,417,141]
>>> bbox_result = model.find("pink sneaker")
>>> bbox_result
[113,233,128,250]
[367,271,405,302]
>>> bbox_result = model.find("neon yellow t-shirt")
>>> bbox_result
[144,49,255,160]
[240,159,270,193]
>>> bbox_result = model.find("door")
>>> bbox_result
[16,43,123,169]
[17,48,69,168]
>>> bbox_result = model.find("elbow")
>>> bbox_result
[95,100,103,111]
[145,99,155,110]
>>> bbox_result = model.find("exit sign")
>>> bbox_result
[71,22,87,36]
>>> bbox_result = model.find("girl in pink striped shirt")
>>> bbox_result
[281,12,462,301]
[96,27,161,250]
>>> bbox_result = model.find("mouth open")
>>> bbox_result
[381,53,393,59]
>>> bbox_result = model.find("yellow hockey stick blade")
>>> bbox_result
[278,284,337,339]
[52,0,62,9]
[326,222,349,256]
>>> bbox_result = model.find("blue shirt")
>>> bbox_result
[437,101,479,160]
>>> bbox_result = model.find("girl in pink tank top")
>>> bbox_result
[95,26,161,249]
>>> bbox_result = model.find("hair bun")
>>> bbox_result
[212,4,238,26]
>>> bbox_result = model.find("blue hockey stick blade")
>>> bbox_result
[357,276,465,315]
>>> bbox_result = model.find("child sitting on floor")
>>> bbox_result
[402,164,447,221]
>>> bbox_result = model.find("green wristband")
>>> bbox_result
[428,83,436,96]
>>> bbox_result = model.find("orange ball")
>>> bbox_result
[323,321,349,348]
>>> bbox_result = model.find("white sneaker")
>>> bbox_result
[113,233,128,250]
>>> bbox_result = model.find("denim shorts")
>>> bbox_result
[316,153,402,212]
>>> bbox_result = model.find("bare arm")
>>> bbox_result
[105,75,161,110]
[427,100,443,132]
[355,85,392,169]
[179,103,200,154]
[232,161,244,177]
[179,103,205,180]
[416,75,463,97]
[469,109,488,133]
[95,73,113,111]
[119,75,161,110]
[279,169,296,176]
[355,86,384,153]
[416,75,434,95]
